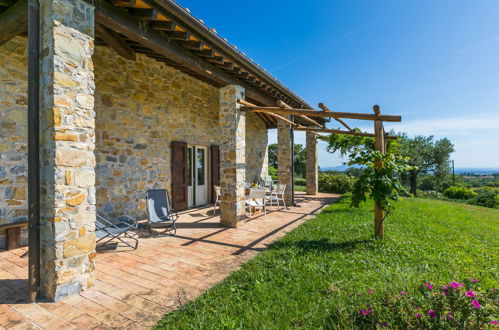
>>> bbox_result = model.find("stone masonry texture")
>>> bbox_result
[218,85,246,227]
[0,37,29,249]
[277,116,293,205]
[38,0,97,301]
[306,131,318,195]
[0,32,269,251]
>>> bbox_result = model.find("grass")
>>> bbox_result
[156,196,499,329]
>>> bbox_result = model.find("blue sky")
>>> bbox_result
[177,0,499,168]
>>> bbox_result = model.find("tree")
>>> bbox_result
[398,135,454,196]
[268,143,307,178]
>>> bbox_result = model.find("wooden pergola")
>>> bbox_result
[237,99,402,238]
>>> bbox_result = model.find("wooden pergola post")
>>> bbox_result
[373,105,385,238]
[236,100,401,238]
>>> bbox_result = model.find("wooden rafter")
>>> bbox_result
[241,106,402,122]
[238,99,296,127]
[319,103,353,131]
[277,100,324,128]
[0,0,28,47]
[88,0,277,107]
[294,127,397,140]
[95,23,136,60]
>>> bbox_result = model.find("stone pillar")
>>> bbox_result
[306,132,318,195]
[39,0,96,301]
[277,116,293,205]
[218,85,246,227]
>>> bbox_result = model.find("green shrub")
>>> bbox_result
[268,165,278,181]
[294,177,306,186]
[318,173,355,194]
[468,189,499,208]
[443,186,477,200]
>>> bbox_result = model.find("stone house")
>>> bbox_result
[0,0,321,301]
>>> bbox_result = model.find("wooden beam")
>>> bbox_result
[150,20,176,31]
[294,127,397,140]
[88,0,276,106]
[95,23,136,60]
[216,61,234,71]
[180,40,202,50]
[166,30,190,41]
[111,0,136,7]
[143,0,313,110]
[0,0,28,47]
[242,106,402,122]
[374,118,385,237]
[129,8,158,20]
[206,55,224,65]
[238,99,298,127]
[319,102,352,130]
[277,100,324,128]
[196,48,215,58]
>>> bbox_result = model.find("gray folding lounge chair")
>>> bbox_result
[95,214,139,249]
[146,189,179,235]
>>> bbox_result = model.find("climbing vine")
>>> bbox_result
[321,131,414,210]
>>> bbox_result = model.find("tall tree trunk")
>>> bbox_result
[410,171,418,196]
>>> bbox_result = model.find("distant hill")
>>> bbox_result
[320,165,350,172]
[454,168,499,175]
[320,166,499,175]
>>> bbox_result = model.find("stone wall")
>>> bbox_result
[93,46,267,220]
[245,112,268,184]
[0,38,269,248]
[0,37,29,248]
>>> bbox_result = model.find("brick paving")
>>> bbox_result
[0,192,338,329]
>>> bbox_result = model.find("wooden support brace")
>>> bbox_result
[95,23,136,60]
[277,100,324,128]
[319,103,353,130]
[238,99,298,127]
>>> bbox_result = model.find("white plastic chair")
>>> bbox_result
[266,184,286,210]
[213,185,221,213]
[245,188,267,216]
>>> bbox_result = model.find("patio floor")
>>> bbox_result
[0,192,339,329]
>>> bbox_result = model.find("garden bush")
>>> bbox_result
[443,186,477,200]
[294,177,306,186]
[468,188,499,208]
[268,165,278,181]
[354,279,498,328]
[318,173,355,194]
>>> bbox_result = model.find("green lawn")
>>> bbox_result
[156,196,499,329]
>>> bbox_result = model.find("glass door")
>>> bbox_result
[186,145,208,207]
[195,146,208,206]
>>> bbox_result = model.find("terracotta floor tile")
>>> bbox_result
[70,314,102,329]
[40,317,78,330]
[0,193,338,330]
[0,309,26,328]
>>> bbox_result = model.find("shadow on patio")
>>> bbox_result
[0,192,339,329]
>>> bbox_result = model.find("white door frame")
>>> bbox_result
[187,145,208,207]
